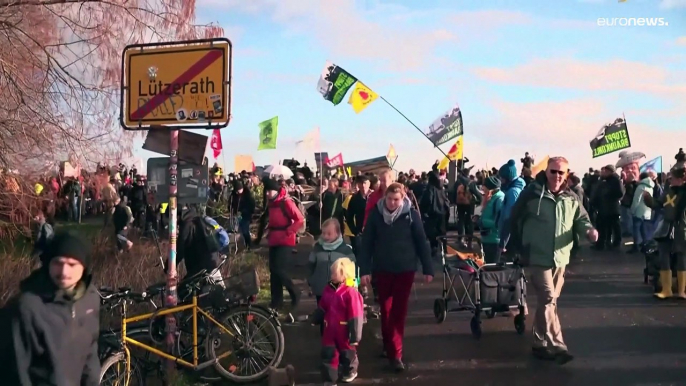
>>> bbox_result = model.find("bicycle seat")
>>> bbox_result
[146,270,208,294]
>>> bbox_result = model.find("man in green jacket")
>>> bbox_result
[507,156,598,364]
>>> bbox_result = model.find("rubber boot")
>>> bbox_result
[654,270,673,299]
[676,271,686,299]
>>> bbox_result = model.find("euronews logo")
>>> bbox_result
[597,17,669,27]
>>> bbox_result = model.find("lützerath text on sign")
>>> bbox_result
[121,38,232,130]
[589,117,632,158]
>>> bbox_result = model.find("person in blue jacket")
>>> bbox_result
[478,176,505,263]
[497,159,527,253]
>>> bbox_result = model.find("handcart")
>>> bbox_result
[432,236,527,339]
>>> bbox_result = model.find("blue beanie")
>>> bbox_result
[498,159,518,181]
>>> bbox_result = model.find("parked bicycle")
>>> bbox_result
[98,268,284,385]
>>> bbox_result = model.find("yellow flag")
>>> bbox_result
[348,82,379,114]
[347,166,352,176]
[531,156,550,176]
[438,136,463,170]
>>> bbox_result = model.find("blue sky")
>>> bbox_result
[133,0,686,174]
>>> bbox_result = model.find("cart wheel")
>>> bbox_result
[433,299,447,324]
[514,314,526,335]
[470,316,482,340]
[485,310,496,319]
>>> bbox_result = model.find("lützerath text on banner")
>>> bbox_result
[317,61,358,106]
[589,117,631,158]
[425,104,464,146]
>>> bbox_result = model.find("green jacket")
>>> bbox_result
[479,190,504,244]
[508,172,593,268]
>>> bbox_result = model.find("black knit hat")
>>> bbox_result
[263,178,280,192]
[41,231,91,271]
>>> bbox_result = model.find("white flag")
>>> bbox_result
[295,127,320,150]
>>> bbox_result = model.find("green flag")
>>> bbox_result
[257,116,278,150]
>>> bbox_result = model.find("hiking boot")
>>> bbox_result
[555,350,574,365]
[340,371,358,383]
[390,358,405,372]
[531,347,556,360]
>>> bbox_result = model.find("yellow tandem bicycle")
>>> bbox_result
[98,269,284,385]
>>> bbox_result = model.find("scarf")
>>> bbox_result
[319,235,343,251]
[382,200,405,225]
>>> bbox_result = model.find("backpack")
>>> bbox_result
[456,183,474,205]
[279,198,307,237]
[199,216,230,253]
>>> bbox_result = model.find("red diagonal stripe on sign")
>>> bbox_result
[130,49,223,121]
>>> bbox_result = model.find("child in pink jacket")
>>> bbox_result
[312,257,364,385]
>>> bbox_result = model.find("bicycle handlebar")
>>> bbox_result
[99,287,149,303]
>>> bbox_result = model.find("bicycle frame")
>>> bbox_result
[116,294,235,383]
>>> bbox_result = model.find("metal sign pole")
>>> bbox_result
[166,130,179,378]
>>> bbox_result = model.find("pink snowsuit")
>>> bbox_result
[316,281,364,383]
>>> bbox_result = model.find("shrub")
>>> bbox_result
[0,228,270,310]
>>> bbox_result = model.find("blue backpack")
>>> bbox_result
[200,216,230,253]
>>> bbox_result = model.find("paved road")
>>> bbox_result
[275,238,686,386]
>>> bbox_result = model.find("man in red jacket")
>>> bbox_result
[363,169,393,226]
[256,178,305,315]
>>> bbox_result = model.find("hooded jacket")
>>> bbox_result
[497,176,527,248]
[177,207,221,277]
[591,173,624,216]
[261,188,305,247]
[479,190,505,245]
[358,196,433,277]
[645,184,686,252]
[308,241,355,297]
[507,171,593,268]
[8,269,100,386]
[631,177,654,220]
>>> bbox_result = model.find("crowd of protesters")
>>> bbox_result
[5,147,686,385]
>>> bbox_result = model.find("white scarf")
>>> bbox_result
[382,200,405,224]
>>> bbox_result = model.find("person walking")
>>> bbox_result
[628,172,654,254]
[506,157,597,364]
[419,171,448,257]
[477,175,504,264]
[643,165,686,299]
[358,183,434,372]
[497,159,526,255]
[7,231,101,385]
[591,165,624,250]
[256,178,305,317]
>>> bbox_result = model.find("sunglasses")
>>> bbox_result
[548,169,566,176]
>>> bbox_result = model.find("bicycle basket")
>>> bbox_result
[223,269,261,302]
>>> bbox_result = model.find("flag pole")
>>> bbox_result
[378,95,448,157]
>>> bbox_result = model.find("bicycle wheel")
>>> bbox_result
[205,305,285,383]
[99,351,145,385]
[175,313,223,383]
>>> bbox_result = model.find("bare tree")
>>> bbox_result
[0,0,222,236]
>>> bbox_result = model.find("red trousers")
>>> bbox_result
[375,271,415,360]
[321,325,358,382]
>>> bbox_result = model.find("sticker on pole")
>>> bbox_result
[120,38,233,130]
[176,108,188,121]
